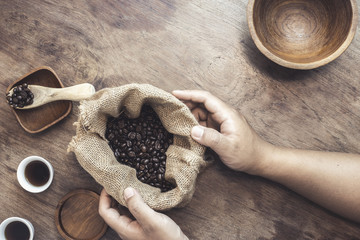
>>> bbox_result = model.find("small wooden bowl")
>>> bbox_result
[5,67,72,133]
[247,0,358,69]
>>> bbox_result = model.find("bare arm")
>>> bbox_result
[260,147,360,222]
[173,89,360,223]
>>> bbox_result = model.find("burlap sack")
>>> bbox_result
[68,83,206,210]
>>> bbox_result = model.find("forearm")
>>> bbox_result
[256,146,360,222]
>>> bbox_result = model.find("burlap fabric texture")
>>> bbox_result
[68,84,206,210]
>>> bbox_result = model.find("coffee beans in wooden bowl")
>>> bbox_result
[105,105,175,192]
[6,83,34,108]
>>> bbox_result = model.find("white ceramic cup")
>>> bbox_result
[0,217,34,240]
[17,156,54,193]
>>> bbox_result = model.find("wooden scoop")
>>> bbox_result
[8,83,95,109]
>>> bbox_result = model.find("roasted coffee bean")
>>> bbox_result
[6,83,34,108]
[155,140,161,150]
[140,145,147,153]
[128,132,136,140]
[115,150,120,158]
[106,105,175,192]
[108,133,115,140]
[139,164,145,171]
[133,146,140,153]
[119,120,125,128]
[128,151,136,158]
[20,92,27,98]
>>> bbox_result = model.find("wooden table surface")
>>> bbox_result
[1,1,360,239]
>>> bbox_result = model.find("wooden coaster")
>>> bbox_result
[55,189,108,240]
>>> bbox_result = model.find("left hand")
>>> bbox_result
[173,90,274,174]
[98,188,189,240]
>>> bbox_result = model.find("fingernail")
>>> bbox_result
[172,90,181,94]
[192,126,204,139]
[124,187,135,200]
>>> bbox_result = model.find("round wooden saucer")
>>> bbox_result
[55,189,108,240]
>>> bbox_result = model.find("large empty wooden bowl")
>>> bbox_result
[247,0,358,69]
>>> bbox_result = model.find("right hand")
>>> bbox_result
[172,90,273,174]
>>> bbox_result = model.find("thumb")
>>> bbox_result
[124,187,157,226]
[191,125,229,154]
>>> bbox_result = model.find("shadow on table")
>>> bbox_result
[241,35,333,83]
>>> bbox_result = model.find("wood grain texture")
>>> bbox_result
[0,0,360,239]
[55,190,107,240]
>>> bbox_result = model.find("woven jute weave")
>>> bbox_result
[68,84,206,210]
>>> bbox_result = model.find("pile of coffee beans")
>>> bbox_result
[6,83,34,108]
[105,105,175,192]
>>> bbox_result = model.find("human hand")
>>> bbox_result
[172,90,274,174]
[98,188,188,240]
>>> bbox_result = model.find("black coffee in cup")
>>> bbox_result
[4,221,30,240]
[25,160,50,186]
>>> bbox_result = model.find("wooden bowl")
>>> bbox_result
[247,0,358,69]
[5,66,72,133]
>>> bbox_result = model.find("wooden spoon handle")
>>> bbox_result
[48,83,95,101]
